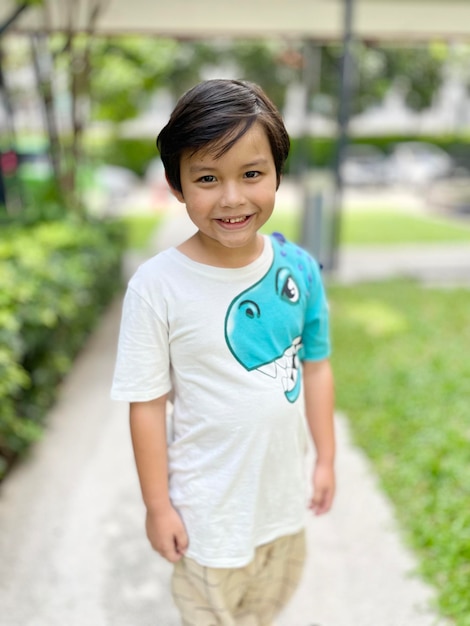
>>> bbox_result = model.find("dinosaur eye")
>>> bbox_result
[283,277,300,302]
[238,300,260,319]
[276,269,300,303]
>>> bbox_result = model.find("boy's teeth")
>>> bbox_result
[221,216,246,223]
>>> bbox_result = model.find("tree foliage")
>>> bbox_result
[87,37,300,122]
[229,40,302,110]
[87,37,452,123]
[316,42,446,116]
[89,37,221,122]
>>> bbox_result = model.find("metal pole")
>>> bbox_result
[330,0,355,271]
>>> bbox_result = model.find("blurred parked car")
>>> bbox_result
[388,142,454,186]
[87,164,141,216]
[17,149,53,180]
[341,144,391,187]
[427,176,470,215]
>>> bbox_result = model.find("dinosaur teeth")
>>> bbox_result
[282,370,297,392]
[257,362,277,378]
[256,336,302,394]
[276,355,290,370]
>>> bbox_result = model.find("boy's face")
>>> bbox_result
[170,122,278,264]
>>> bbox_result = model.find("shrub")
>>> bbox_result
[0,218,124,479]
[90,136,158,177]
[286,133,470,173]
[87,133,470,178]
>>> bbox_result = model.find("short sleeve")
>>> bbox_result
[110,286,172,402]
[301,256,331,361]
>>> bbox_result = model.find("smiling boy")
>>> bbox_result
[111,79,335,625]
[173,121,276,267]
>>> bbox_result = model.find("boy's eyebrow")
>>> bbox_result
[188,158,270,173]
[243,158,270,168]
[188,164,217,173]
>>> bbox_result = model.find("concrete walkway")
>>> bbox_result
[332,243,470,286]
[1,194,465,625]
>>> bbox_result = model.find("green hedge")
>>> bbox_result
[286,133,470,173]
[0,218,124,479]
[89,136,159,177]
[87,133,470,178]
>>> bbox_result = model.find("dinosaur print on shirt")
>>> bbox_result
[224,233,317,403]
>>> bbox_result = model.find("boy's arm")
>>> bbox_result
[302,358,336,515]
[130,395,188,562]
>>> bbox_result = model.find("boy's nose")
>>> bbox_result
[220,182,246,209]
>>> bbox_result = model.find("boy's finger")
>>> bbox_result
[160,538,182,563]
[309,488,332,515]
[175,529,189,555]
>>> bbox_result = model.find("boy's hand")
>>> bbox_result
[309,461,335,516]
[145,505,189,563]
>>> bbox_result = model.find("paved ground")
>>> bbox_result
[1,183,466,626]
[333,242,470,286]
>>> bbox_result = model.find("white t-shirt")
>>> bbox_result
[111,233,330,567]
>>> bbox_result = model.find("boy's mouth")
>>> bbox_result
[217,215,252,225]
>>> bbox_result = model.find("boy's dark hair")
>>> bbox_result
[156,79,290,192]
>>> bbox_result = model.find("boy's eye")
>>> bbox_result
[198,175,216,183]
[244,170,260,179]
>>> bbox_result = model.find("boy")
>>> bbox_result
[111,79,335,625]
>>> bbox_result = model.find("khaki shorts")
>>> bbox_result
[171,530,306,626]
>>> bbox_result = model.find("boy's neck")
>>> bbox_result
[177,232,265,268]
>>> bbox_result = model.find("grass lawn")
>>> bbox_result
[328,280,470,625]
[263,208,470,245]
[340,210,470,245]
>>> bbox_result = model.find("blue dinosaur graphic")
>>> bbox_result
[224,233,316,403]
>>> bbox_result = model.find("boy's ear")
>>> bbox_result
[166,173,185,203]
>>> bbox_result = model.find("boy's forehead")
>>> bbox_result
[182,123,271,162]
